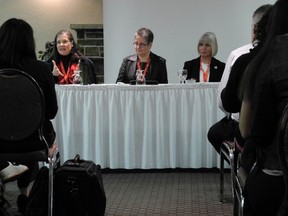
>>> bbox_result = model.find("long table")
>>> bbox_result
[52,83,225,169]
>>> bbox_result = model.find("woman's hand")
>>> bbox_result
[52,60,64,76]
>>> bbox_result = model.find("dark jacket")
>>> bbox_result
[116,52,168,84]
[249,34,288,170]
[183,57,225,82]
[221,46,259,113]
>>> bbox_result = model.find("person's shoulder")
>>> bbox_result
[272,33,288,49]
[27,59,50,70]
[123,54,137,62]
[150,52,166,62]
[184,57,200,64]
[212,57,225,65]
[229,43,253,61]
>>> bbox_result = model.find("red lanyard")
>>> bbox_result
[137,57,151,76]
[200,59,210,82]
[58,61,77,84]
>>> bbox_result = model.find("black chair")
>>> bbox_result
[219,140,236,203]
[233,156,246,216]
[0,68,59,216]
[277,104,288,216]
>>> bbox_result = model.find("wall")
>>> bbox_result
[0,0,103,56]
[104,0,275,84]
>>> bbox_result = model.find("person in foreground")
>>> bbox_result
[239,0,288,214]
[207,4,272,157]
[47,29,97,84]
[116,27,168,84]
[183,32,225,82]
[0,18,58,214]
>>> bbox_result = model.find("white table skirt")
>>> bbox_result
[52,83,225,169]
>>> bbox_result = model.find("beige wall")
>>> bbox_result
[0,0,103,57]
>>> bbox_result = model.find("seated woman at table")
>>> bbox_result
[47,30,97,84]
[116,27,168,84]
[183,32,225,82]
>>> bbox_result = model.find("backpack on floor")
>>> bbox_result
[54,154,106,216]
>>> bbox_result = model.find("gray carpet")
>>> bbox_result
[4,169,233,216]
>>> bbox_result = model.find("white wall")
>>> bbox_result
[104,0,275,84]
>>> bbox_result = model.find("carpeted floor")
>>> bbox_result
[4,168,233,216]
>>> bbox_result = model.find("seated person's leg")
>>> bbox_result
[0,162,28,183]
[207,116,238,154]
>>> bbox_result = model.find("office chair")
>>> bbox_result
[277,104,288,216]
[0,68,59,216]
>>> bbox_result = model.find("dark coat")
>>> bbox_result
[183,56,225,82]
[116,52,168,84]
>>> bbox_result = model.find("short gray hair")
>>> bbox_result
[197,32,218,57]
[134,27,154,44]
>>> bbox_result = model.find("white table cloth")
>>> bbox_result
[52,83,225,169]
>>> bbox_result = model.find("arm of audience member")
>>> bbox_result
[221,54,249,113]
[239,99,252,139]
[217,51,236,114]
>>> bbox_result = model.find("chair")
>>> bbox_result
[277,104,288,216]
[233,163,246,216]
[0,68,59,216]
[219,140,236,203]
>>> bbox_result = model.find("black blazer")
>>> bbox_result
[116,52,168,84]
[183,57,225,82]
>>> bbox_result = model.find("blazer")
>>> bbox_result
[183,56,225,82]
[116,52,168,84]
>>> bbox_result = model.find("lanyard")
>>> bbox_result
[200,59,210,82]
[58,61,77,84]
[137,57,151,76]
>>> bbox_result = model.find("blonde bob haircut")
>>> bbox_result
[197,32,218,57]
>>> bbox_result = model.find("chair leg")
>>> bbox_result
[220,149,225,202]
[48,149,59,216]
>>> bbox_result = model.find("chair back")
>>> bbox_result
[0,68,49,162]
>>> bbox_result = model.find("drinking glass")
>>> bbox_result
[177,69,188,84]
[136,70,146,85]
[73,70,83,84]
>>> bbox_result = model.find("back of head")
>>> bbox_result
[252,4,273,26]
[198,32,218,56]
[243,0,288,100]
[253,6,273,44]
[0,18,36,67]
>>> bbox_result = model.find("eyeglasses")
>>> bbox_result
[56,40,71,45]
[133,42,149,48]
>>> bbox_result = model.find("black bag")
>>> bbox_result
[54,154,106,216]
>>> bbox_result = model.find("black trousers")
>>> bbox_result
[207,116,238,154]
[243,165,285,216]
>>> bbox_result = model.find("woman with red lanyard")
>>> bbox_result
[183,32,225,82]
[48,30,97,84]
[116,27,168,84]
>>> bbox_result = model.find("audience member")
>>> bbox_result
[116,27,168,84]
[183,32,225,82]
[47,30,97,84]
[239,0,288,214]
[207,5,271,156]
[0,18,58,214]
